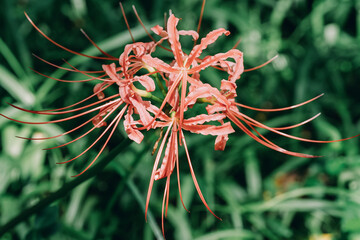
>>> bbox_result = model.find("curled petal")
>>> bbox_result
[178,30,199,40]
[185,85,213,106]
[154,130,177,180]
[102,63,120,82]
[186,75,202,87]
[92,115,107,128]
[147,105,171,122]
[220,80,237,97]
[185,84,228,108]
[151,25,168,37]
[142,55,176,74]
[187,28,230,68]
[130,97,153,127]
[124,109,144,144]
[133,75,155,92]
[189,49,243,77]
[183,122,235,136]
[184,114,226,125]
[154,121,172,128]
[93,82,107,100]
[167,14,184,66]
[215,135,229,151]
[206,104,227,114]
[120,42,156,73]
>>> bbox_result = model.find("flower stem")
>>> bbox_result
[153,72,167,97]
[0,138,131,237]
[135,88,164,103]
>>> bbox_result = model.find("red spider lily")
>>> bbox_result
[139,13,244,130]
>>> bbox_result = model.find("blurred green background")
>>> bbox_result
[1,0,360,239]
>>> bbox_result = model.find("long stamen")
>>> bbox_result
[165,175,171,217]
[62,59,123,81]
[244,55,278,72]
[138,72,183,131]
[132,5,156,42]
[132,5,172,52]
[161,176,171,237]
[1,99,121,126]
[46,101,124,151]
[246,120,282,149]
[79,29,116,59]
[37,82,114,112]
[17,113,98,141]
[271,113,321,130]
[119,2,135,43]
[16,99,121,141]
[181,130,222,220]
[193,0,206,46]
[235,110,360,143]
[232,38,241,49]
[71,106,126,177]
[30,68,111,83]
[145,121,173,221]
[235,93,324,112]
[8,94,119,115]
[24,12,117,60]
[32,54,105,73]
[226,111,318,158]
[175,125,189,212]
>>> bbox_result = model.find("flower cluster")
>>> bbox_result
[2,5,359,237]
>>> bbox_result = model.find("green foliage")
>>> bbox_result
[0,0,359,239]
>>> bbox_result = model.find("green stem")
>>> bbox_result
[133,87,164,103]
[0,138,131,237]
[145,92,164,103]
[153,73,167,97]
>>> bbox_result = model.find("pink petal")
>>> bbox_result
[220,80,237,97]
[178,30,199,40]
[206,103,227,114]
[151,25,167,37]
[119,85,131,103]
[189,49,243,76]
[214,135,229,151]
[102,63,119,82]
[124,110,144,144]
[185,83,228,108]
[147,105,171,122]
[187,28,230,68]
[142,55,176,73]
[129,97,153,127]
[184,85,213,106]
[184,113,226,125]
[93,82,107,100]
[186,75,202,87]
[133,75,155,92]
[155,130,177,180]
[154,121,172,128]
[167,14,184,66]
[183,122,235,136]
